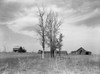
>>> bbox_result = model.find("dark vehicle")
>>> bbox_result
[13,46,26,53]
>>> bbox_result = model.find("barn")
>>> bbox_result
[70,47,92,55]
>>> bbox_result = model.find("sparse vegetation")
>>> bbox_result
[0,53,100,74]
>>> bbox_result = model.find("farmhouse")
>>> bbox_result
[70,47,92,55]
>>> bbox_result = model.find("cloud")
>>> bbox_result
[76,9,100,27]
[6,0,44,7]
[1,0,100,38]
[0,0,38,37]
[0,28,4,51]
[7,15,38,37]
[20,30,35,37]
[0,0,46,37]
[0,1,22,23]
[3,0,63,37]
[57,0,100,27]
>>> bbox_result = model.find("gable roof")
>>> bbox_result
[70,47,92,55]
[76,47,86,52]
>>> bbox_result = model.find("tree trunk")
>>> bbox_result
[50,46,55,58]
[42,29,45,59]
[59,49,60,56]
[52,49,54,57]
[42,49,44,59]
[51,45,55,58]
[42,42,45,59]
[50,35,53,58]
[50,47,53,58]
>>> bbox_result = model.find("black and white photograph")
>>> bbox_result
[0,0,100,74]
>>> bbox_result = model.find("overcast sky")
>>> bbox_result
[0,0,100,54]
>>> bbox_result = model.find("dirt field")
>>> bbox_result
[0,52,100,74]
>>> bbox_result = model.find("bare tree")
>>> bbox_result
[46,10,62,58]
[34,8,47,59]
[57,33,64,56]
[35,8,62,58]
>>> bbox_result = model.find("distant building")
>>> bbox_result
[70,47,92,55]
[37,50,50,54]
[37,50,68,55]
[56,50,68,55]
[13,46,26,53]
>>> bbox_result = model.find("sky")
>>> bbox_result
[0,0,100,54]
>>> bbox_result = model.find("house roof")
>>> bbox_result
[76,47,86,52]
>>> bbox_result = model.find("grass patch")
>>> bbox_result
[0,53,100,74]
